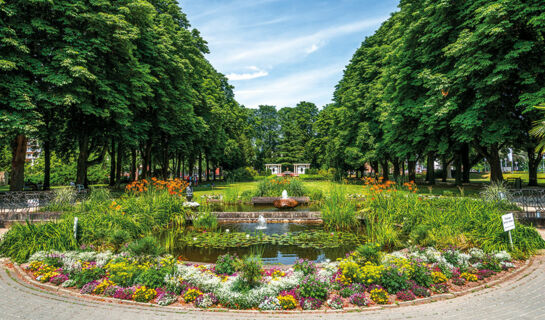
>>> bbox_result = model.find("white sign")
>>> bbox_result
[502,213,515,232]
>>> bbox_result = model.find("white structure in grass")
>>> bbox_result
[265,163,310,176]
[265,164,282,175]
[293,163,310,175]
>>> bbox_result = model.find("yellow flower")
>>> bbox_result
[431,271,448,284]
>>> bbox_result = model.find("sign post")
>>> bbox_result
[502,213,515,250]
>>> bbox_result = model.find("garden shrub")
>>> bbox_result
[300,297,323,310]
[134,268,167,288]
[380,267,410,293]
[224,167,256,182]
[297,275,329,300]
[355,243,381,265]
[254,177,307,197]
[183,288,203,302]
[237,254,263,287]
[411,264,433,287]
[193,210,219,231]
[293,258,317,276]
[127,236,164,257]
[73,267,106,288]
[215,253,238,275]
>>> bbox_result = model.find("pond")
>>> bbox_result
[206,203,321,212]
[158,223,358,264]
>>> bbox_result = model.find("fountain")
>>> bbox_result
[273,189,299,209]
[256,215,267,230]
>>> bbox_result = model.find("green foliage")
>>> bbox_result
[380,268,410,293]
[354,243,381,265]
[134,268,167,288]
[236,254,263,288]
[127,236,165,257]
[365,191,545,253]
[215,253,239,275]
[193,209,218,231]
[298,275,329,300]
[321,185,359,231]
[254,177,307,197]
[224,167,256,182]
[44,188,77,212]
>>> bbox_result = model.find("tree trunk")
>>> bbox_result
[441,156,449,183]
[76,135,89,186]
[454,155,462,186]
[527,147,542,187]
[206,156,210,182]
[487,145,503,183]
[116,143,123,185]
[109,139,116,186]
[198,153,202,182]
[380,161,389,181]
[9,134,28,191]
[130,149,136,181]
[408,159,416,182]
[461,144,471,183]
[371,161,379,177]
[392,159,400,180]
[425,153,435,185]
[43,138,51,190]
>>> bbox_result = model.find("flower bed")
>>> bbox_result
[23,246,520,311]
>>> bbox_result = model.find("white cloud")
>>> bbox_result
[234,64,343,108]
[227,69,269,81]
[221,17,386,66]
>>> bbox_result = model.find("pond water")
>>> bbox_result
[159,222,356,264]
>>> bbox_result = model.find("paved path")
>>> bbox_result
[1,255,544,320]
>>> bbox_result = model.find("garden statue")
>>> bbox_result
[186,185,193,202]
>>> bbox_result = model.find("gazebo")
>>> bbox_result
[293,163,310,176]
[265,164,282,176]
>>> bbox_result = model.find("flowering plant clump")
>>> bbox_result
[113,287,136,300]
[183,288,203,303]
[349,292,370,306]
[49,274,69,285]
[259,296,282,310]
[460,272,478,282]
[431,271,448,284]
[326,294,344,309]
[294,258,317,276]
[430,283,449,293]
[132,286,157,302]
[195,293,218,308]
[264,267,286,279]
[23,246,519,311]
[300,297,323,310]
[93,278,115,294]
[80,280,100,294]
[452,277,466,286]
[126,178,189,196]
[410,284,431,298]
[155,288,178,306]
[477,269,495,280]
[298,275,329,300]
[277,293,298,310]
[369,286,389,304]
[395,290,416,301]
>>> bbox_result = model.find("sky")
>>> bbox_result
[180,0,399,109]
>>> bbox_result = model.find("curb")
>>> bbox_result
[3,255,536,315]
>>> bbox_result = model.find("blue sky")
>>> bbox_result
[180,0,399,109]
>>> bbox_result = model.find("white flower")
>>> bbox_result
[246,234,250,238]
[225,229,230,233]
